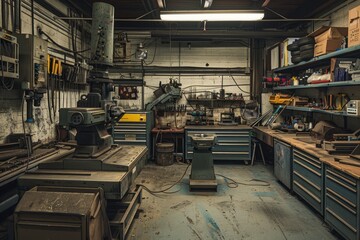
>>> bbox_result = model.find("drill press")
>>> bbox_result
[59,1,123,158]
[18,2,148,200]
[189,133,218,191]
[16,3,149,239]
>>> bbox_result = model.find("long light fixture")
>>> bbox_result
[160,10,264,21]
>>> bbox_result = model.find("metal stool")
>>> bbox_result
[251,139,266,166]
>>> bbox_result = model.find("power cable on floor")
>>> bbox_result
[138,164,271,196]
[216,174,270,188]
[137,163,191,196]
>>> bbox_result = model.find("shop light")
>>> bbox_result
[160,10,264,21]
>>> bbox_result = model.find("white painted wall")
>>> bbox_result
[0,0,88,143]
[118,40,251,109]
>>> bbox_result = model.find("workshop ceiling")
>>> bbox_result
[64,0,342,39]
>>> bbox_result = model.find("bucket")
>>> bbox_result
[156,143,174,166]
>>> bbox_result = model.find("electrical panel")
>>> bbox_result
[17,34,48,90]
[0,31,19,79]
[347,100,360,116]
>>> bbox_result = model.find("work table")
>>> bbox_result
[254,126,360,179]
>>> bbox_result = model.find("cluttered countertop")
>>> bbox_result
[254,126,360,179]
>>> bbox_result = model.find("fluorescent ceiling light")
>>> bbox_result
[160,10,264,21]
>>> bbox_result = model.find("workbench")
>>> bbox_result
[151,128,185,160]
[254,126,360,240]
[185,125,252,162]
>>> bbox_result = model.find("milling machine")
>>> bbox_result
[14,2,148,240]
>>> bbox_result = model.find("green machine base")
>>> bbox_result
[189,134,217,191]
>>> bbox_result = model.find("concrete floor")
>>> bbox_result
[128,163,338,240]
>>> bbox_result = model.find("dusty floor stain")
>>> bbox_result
[128,163,337,240]
[170,200,192,210]
[198,205,225,240]
[186,216,194,225]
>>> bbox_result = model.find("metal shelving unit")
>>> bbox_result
[271,46,360,118]
[270,36,360,240]
[281,105,360,118]
[274,80,360,91]
[273,45,360,73]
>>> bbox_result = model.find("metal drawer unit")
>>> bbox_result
[185,129,251,161]
[293,148,324,215]
[113,111,153,152]
[325,165,359,240]
[114,123,147,144]
[274,139,292,190]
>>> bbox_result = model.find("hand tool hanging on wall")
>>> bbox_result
[58,60,62,110]
[47,55,53,123]
[51,57,56,118]
[53,61,59,117]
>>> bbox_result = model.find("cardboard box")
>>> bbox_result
[314,39,343,57]
[349,5,360,47]
[313,27,348,43]
[280,38,299,67]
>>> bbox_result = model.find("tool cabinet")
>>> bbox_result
[185,126,251,161]
[293,148,324,215]
[324,165,359,240]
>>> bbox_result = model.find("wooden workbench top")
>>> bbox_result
[254,126,360,179]
[321,156,360,179]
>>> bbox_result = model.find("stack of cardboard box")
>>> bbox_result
[349,5,360,47]
[309,26,348,57]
